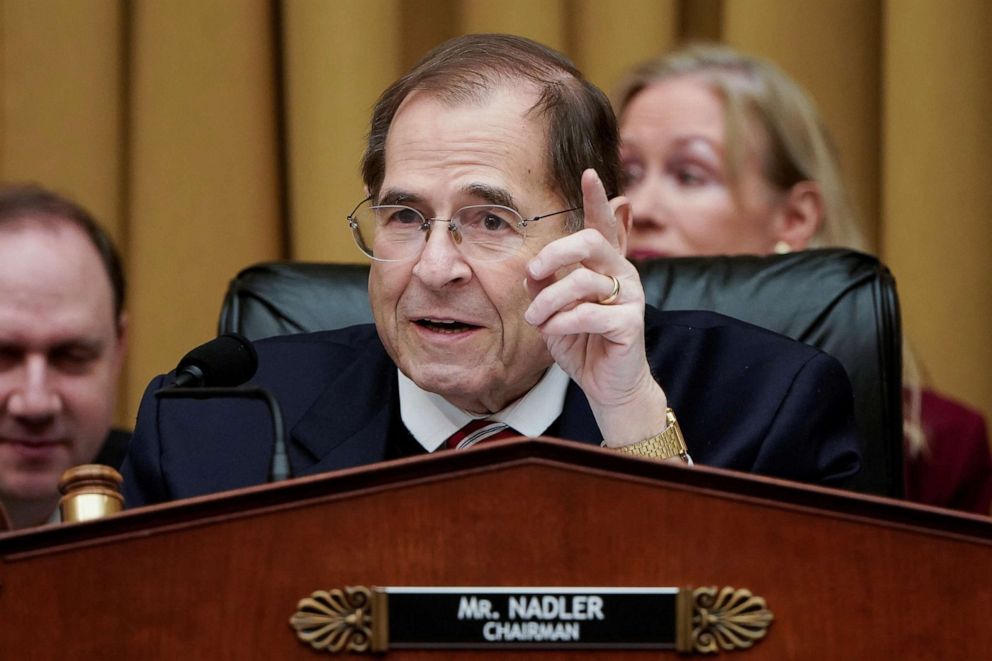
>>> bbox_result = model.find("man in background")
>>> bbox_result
[0,185,128,529]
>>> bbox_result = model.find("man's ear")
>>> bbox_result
[772,181,823,251]
[609,195,633,256]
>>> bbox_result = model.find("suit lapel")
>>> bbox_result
[285,340,605,475]
[290,337,398,477]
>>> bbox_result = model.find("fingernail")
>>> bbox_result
[528,257,542,277]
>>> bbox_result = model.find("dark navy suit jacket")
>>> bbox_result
[122,307,860,507]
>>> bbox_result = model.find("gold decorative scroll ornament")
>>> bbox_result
[676,586,775,654]
[289,586,387,653]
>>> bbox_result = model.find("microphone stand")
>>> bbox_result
[154,386,290,482]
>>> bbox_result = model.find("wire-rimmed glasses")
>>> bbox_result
[347,197,580,262]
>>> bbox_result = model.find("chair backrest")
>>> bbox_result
[219,248,903,497]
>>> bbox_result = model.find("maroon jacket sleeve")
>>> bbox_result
[904,388,992,515]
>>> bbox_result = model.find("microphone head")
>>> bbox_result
[175,332,258,387]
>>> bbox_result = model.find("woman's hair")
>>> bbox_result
[613,43,867,252]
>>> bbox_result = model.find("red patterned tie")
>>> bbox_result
[445,420,519,450]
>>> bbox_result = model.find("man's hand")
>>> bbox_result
[524,169,669,446]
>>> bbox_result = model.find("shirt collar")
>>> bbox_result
[399,364,571,452]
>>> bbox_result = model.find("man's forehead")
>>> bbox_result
[0,219,101,267]
[386,86,544,148]
[381,84,559,204]
[0,215,102,266]
[0,220,118,326]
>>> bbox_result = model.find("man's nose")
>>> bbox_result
[411,222,473,288]
[6,355,62,420]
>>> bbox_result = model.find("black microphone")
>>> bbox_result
[158,332,290,482]
[173,333,258,388]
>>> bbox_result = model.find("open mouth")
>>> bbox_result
[415,318,481,334]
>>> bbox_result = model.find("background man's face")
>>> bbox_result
[368,84,570,413]
[0,220,125,506]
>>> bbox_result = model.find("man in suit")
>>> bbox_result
[122,34,859,506]
[0,185,128,529]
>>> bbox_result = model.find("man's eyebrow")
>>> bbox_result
[464,183,516,210]
[0,337,105,358]
[378,185,517,210]
[52,338,105,354]
[378,189,423,206]
[0,340,24,354]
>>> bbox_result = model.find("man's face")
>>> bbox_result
[369,85,570,413]
[0,220,125,506]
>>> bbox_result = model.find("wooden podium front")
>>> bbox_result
[1,438,989,659]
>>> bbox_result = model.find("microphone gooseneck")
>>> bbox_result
[159,333,290,483]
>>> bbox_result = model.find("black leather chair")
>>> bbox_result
[219,248,903,497]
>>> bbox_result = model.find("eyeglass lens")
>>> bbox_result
[350,204,526,262]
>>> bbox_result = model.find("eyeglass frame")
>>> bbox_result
[346,195,581,262]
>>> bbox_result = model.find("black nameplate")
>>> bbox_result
[384,587,677,649]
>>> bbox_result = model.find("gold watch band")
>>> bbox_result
[609,408,691,463]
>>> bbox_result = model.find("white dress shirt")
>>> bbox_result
[398,364,571,452]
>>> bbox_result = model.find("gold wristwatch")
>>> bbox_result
[609,408,692,464]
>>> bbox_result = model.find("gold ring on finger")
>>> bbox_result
[599,275,621,305]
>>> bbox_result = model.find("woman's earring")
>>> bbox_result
[773,240,792,254]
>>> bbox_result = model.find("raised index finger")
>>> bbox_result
[581,168,621,252]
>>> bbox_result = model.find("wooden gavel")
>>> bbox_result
[58,465,124,523]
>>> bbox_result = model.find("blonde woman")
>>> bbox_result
[613,43,991,514]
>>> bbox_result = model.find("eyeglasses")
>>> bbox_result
[347,197,580,262]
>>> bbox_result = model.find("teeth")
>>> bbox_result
[418,318,475,333]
